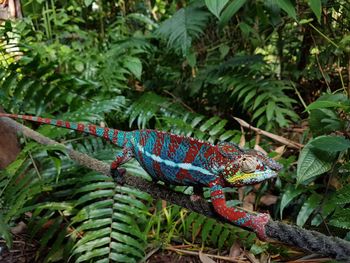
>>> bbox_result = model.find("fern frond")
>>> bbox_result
[156,4,210,54]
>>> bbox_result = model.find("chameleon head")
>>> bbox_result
[222,154,280,187]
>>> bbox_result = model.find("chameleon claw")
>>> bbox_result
[252,213,270,240]
[111,168,126,185]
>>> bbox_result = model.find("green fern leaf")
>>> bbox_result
[156,5,210,54]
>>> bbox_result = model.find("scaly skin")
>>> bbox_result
[0,113,282,239]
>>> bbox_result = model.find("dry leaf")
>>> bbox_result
[229,241,242,258]
[260,194,278,206]
[199,251,216,263]
[254,144,267,155]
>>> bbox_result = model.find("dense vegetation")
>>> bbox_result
[0,0,349,261]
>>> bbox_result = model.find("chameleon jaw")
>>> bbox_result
[225,170,278,186]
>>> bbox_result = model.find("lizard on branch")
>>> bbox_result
[0,113,282,240]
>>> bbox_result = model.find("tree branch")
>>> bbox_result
[1,117,350,260]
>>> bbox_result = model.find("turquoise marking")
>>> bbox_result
[50,119,57,125]
[117,131,125,146]
[141,132,157,177]
[236,217,249,226]
[133,131,141,161]
[108,129,114,141]
[211,194,225,200]
[70,123,78,129]
[159,134,178,181]
[32,116,38,121]
[95,127,104,137]
[210,184,222,192]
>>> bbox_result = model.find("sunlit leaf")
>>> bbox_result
[205,0,229,18]
[297,142,336,184]
[308,0,321,23]
[275,0,297,20]
[219,0,247,26]
[310,135,350,152]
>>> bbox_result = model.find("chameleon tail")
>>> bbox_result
[0,113,130,148]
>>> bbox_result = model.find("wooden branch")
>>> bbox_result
[1,117,350,260]
[233,117,304,149]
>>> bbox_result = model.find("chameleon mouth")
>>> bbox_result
[226,170,278,185]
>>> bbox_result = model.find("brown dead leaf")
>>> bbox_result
[198,251,216,263]
[329,176,342,190]
[11,221,27,235]
[253,144,267,155]
[260,194,278,206]
[229,241,242,258]
[243,192,255,210]
[274,145,286,158]
[239,134,246,148]
[244,251,260,263]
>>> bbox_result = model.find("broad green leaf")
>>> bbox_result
[306,100,349,111]
[219,0,247,26]
[275,0,297,20]
[297,143,336,184]
[205,0,229,18]
[280,185,305,218]
[310,135,350,152]
[308,0,321,23]
[124,57,142,80]
[297,193,321,227]
[186,52,197,67]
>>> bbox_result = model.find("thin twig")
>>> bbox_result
[233,117,304,149]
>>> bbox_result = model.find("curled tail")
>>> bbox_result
[0,113,130,148]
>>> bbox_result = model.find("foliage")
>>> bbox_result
[281,93,350,232]
[0,0,350,261]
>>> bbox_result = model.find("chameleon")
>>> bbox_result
[0,113,282,240]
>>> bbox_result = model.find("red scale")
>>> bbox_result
[152,133,164,178]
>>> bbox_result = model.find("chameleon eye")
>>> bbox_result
[240,155,258,173]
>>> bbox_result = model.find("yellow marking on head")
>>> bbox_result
[226,171,254,183]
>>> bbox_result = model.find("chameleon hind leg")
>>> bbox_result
[209,177,269,240]
[110,148,133,184]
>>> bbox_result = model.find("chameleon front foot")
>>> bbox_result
[251,212,270,240]
[111,168,126,185]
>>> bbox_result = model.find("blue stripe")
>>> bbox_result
[116,131,124,146]
[160,134,179,182]
[108,129,114,141]
[125,132,133,147]
[50,119,57,125]
[173,140,190,163]
[132,131,141,161]
[141,132,157,177]
[191,144,214,184]
[210,184,222,192]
